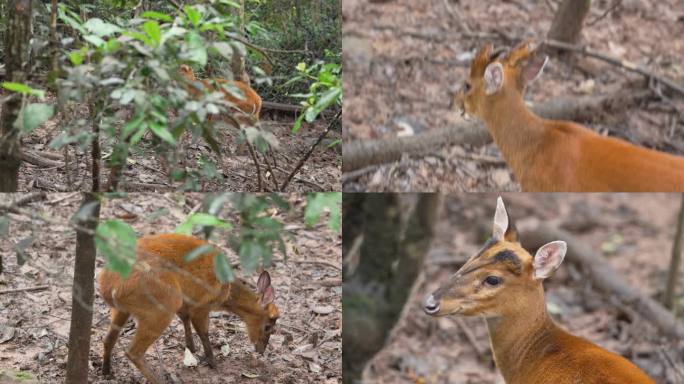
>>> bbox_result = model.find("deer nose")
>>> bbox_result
[423,294,440,314]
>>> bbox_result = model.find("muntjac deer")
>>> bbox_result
[98,233,279,384]
[457,41,684,192]
[423,197,655,384]
[179,64,262,127]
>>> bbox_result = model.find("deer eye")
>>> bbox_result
[484,276,502,286]
[464,82,471,92]
[263,324,273,333]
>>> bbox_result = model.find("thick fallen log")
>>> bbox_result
[342,90,651,172]
[521,225,684,339]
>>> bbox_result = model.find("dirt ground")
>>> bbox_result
[0,193,342,383]
[342,0,684,192]
[15,105,341,193]
[363,193,684,383]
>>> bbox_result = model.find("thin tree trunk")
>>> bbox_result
[547,0,591,44]
[65,193,101,383]
[0,0,33,192]
[343,194,442,384]
[664,194,684,310]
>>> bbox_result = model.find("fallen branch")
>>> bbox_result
[343,90,651,172]
[21,150,64,168]
[521,225,684,339]
[0,285,50,295]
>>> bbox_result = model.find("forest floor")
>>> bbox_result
[364,193,684,383]
[342,0,684,192]
[15,106,341,193]
[0,193,342,383]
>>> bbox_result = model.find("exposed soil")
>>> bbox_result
[0,193,342,383]
[363,193,684,383]
[342,0,684,192]
[13,103,341,193]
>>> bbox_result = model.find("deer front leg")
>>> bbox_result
[189,308,216,368]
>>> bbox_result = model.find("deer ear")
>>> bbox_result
[492,197,509,241]
[257,271,271,294]
[484,62,504,95]
[521,54,549,84]
[259,285,275,308]
[533,241,567,280]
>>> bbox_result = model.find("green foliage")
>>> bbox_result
[90,191,339,283]
[287,56,342,132]
[305,192,342,232]
[248,0,342,102]
[228,193,289,274]
[55,2,269,189]
[94,219,137,279]
[176,213,232,235]
[1,82,54,134]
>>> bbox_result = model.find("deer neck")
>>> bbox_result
[480,91,548,178]
[485,284,556,382]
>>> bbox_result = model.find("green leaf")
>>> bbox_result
[305,192,342,231]
[143,21,161,46]
[83,34,106,48]
[122,112,145,138]
[213,253,235,283]
[1,82,32,94]
[95,220,138,279]
[142,11,173,22]
[176,213,232,235]
[184,5,202,27]
[205,193,231,216]
[83,18,122,37]
[148,122,176,145]
[185,32,207,66]
[211,42,233,60]
[14,103,54,133]
[68,49,86,66]
[183,244,215,263]
[239,240,262,274]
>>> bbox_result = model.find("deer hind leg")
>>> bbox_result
[102,308,131,377]
[178,309,196,353]
[189,308,215,368]
[125,311,175,384]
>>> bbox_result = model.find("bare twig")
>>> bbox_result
[245,141,263,192]
[664,194,684,309]
[341,164,382,184]
[587,0,622,27]
[280,111,341,191]
[0,285,50,295]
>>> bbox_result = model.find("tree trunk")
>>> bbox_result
[343,194,441,384]
[664,194,684,309]
[0,0,32,192]
[65,193,101,383]
[547,0,591,44]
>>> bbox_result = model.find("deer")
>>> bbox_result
[455,41,684,192]
[98,233,279,384]
[423,197,655,384]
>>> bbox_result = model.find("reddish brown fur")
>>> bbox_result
[98,233,278,384]
[459,42,684,192]
[179,64,262,121]
[426,206,654,384]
